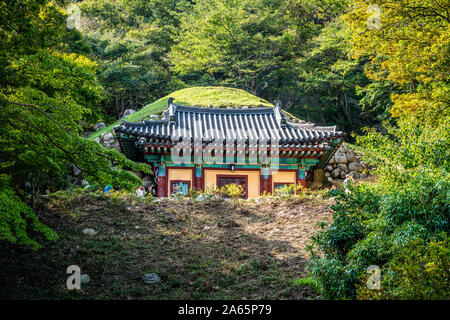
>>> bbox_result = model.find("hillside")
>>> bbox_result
[0,192,332,299]
[90,87,274,139]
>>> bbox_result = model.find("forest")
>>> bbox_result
[0,0,449,300]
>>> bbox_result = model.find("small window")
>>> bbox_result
[171,181,190,196]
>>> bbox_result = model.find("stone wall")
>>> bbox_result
[324,144,370,182]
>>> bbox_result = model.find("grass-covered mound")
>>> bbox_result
[90,86,273,139]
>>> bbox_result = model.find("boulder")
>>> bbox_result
[334,152,348,164]
[72,165,82,177]
[100,132,116,148]
[348,162,363,172]
[93,122,106,131]
[339,171,347,179]
[80,274,90,285]
[338,163,349,174]
[101,132,114,142]
[325,165,333,172]
[346,151,358,163]
[350,171,359,179]
[82,228,97,236]
[122,109,136,118]
[331,168,340,178]
[328,157,335,165]
[324,171,331,178]
[142,273,160,285]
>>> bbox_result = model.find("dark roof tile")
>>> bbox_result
[114,101,343,147]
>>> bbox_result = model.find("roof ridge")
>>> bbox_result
[117,119,166,127]
[173,103,275,113]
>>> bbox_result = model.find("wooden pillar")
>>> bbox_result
[194,166,203,191]
[157,164,167,197]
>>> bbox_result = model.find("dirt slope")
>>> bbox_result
[0,193,332,300]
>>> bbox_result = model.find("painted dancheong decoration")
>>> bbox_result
[114,98,344,198]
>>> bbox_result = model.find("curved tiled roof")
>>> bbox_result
[114,100,343,147]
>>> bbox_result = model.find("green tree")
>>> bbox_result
[309,119,449,299]
[294,18,368,133]
[0,0,151,248]
[79,0,192,119]
[345,0,450,124]
[169,0,318,100]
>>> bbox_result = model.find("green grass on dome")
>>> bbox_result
[170,86,273,108]
[90,86,274,139]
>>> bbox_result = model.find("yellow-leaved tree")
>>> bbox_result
[345,0,450,124]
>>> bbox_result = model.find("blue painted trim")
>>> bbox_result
[158,165,166,177]
[298,169,306,179]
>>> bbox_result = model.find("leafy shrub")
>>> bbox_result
[312,184,379,258]
[188,187,201,200]
[309,258,357,299]
[0,175,58,249]
[308,120,449,299]
[220,183,244,207]
[357,237,450,300]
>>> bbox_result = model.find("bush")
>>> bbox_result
[309,258,357,299]
[308,120,449,299]
[311,184,379,259]
[219,183,244,207]
[357,237,450,300]
[0,175,58,249]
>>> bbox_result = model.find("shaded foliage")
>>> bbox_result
[0,0,151,248]
[309,120,449,299]
[77,0,393,134]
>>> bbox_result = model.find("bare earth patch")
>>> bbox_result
[0,193,333,300]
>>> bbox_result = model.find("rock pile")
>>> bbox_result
[324,144,368,182]
[96,132,120,150]
[94,114,163,150]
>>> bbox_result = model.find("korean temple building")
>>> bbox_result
[114,98,344,198]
